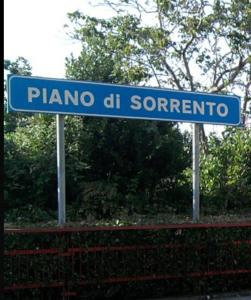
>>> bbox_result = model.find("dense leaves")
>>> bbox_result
[201,127,251,212]
[4,115,57,211]
[67,118,191,218]
[4,57,32,133]
[65,14,149,84]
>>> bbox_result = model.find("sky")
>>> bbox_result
[4,0,115,78]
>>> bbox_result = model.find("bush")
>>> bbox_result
[201,127,251,213]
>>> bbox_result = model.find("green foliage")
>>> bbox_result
[5,204,53,225]
[201,127,251,212]
[4,115,57,211]
[4,57,32,75]
[4,57,32,133]
[64,117,191,218]
[66,13,149,84]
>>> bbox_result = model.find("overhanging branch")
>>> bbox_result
[182,35,196,91]
[211,57,249,92]
[162,59,184,90]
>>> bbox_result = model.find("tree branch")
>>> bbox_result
[182,35,196,91]
[146,55,162,87]
[212,51,232,85]
[243,80,251,125]
[181,11,204,92]
[211,57,249,92]
[162,59,184,90]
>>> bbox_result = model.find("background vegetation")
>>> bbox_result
[4,0,251,225]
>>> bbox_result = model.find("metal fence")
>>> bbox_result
[4,223,251,298]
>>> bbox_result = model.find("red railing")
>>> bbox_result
[4,223,251,298]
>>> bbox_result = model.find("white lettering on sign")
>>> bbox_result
[27,87,95,107]
[104,94,121,109]
[206,102,216,116]
[130,95,229,118]
[217,103,228,117]
[26,86,229,119]
[43,88,47,104]
[170,98,181,113]
[144,96,156,111]
[130,95,141,110]
[116,94,121,109]
[80,91,94,107]
[193,101,205,115]
[49,89,63,105]
[65,90,78,106]
[157,98,168,112]
[182,100,192,114]
[28,87,40,102]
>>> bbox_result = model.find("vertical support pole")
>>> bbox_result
[56,114,66,225]
[192,123,200,222]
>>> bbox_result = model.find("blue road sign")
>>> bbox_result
[8,75,241,125]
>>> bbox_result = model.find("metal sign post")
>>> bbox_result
[192,123,200,222]
[56,114,66,225]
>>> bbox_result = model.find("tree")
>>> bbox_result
[65,9,192,217]
[4,58,58,218]
[67,0,250,143]
[71,118,191,216]
[64,0,251,216]
[4,57,32,133]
